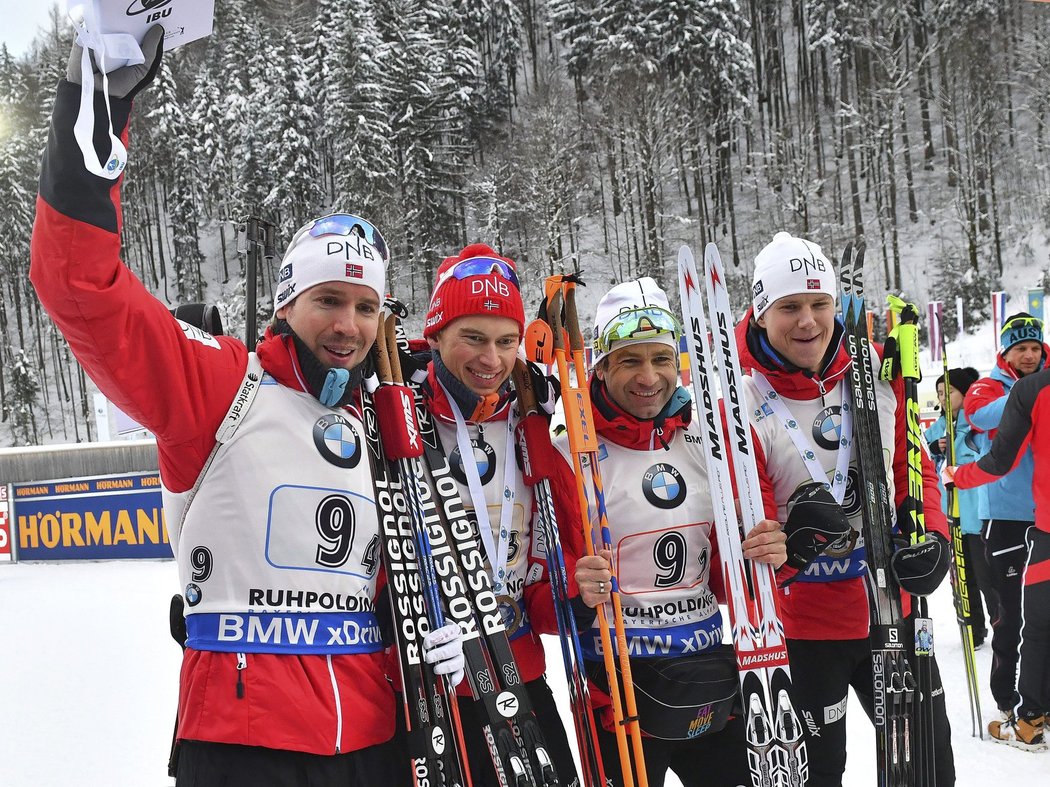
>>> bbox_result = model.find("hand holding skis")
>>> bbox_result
[422,623,466,687]
[575,549,614,608]
[741,520,788,567]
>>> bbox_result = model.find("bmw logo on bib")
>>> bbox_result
[642,463,686,509]
[313,414,362,468]
[451,437,497,486]
[812,405,843,451]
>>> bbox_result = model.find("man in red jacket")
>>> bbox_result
[950,367,1050,751]
[30,29,462,786]
[415,244,578,785]
[737,232,955,785]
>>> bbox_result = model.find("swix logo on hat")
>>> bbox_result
[346,263,364,279]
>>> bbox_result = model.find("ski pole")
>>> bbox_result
[936,319,983,738]
[544,278,648,787]
[511,359,607,787]
[885,295,936,787]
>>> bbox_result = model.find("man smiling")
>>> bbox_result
[415,244,578,785]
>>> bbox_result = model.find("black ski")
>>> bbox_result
[839,243,914,787]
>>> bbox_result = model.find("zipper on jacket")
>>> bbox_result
[327,654,343,753]
[815,375,828,403]
[235,652,247,699]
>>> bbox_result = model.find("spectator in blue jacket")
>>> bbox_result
[963,313,1048,719]
[925,366,998,648]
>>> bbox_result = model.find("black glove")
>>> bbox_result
[891,533,951,597]
[67,24,165,100]
[782,482,855,575]
[526,358,558,415]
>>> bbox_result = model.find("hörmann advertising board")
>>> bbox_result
[12,472,171,560]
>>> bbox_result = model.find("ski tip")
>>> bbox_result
[704,242,722,269]
[678,244,694,268]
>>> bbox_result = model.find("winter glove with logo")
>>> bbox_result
[781,481,856,586]
[422,622,465,687]
[67,23,165,100]
[891,533,951,597]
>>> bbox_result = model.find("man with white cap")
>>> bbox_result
[30,33,461,786]
[736,232,955,785]
[556,278,787,786]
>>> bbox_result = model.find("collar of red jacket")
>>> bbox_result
[591,376,692,449]
[736,307,852,399]
[424,363,513,425]
[255,327,309,391]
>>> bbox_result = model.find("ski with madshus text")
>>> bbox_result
[678,244,808,787]
[839,243,915,787]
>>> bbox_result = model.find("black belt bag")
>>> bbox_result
[590,644,741,741]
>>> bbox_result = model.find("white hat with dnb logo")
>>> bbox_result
[274,230,386,313]
[751,231,837,318]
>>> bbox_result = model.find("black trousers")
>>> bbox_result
[961,532,999,641]
[1018,529,1050,718]
[985,519,1031,711]
[594,713,751,787]
[785,636,955,787]
[175,738,403,787]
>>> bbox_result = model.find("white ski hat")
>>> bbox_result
[751,232,836,319]
[592,277,681,365]
[274,215,387,313]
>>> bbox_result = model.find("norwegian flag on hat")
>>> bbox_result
[346,263,364,279]
[807,278,821,290]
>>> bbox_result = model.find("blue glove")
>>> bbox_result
[422,623,465,687]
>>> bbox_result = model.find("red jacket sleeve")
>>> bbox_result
[30,81,247,493]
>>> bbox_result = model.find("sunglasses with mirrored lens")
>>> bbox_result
[289,213,389,263]
[595,307,682,354]
[439,257,520,290]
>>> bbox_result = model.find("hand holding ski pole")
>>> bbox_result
[574,550,613,608]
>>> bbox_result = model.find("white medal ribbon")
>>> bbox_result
[69,11,144,180]
[751,371,853,503]
[442,384,518,594]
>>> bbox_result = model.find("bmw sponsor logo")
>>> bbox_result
[642,463,686,509]
[185,583,202,606]
[450,437,497,485]
[313,414,362,468]
[812,406,843,451]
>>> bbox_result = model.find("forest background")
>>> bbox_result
[1,0,1049,445]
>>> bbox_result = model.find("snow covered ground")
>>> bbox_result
[0,558,1041,787]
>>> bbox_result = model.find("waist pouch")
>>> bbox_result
[589,644,741,741]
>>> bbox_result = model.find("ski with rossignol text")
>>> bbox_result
[679,244,809,787]
[362,379,470,787]
[839,243,914,787]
